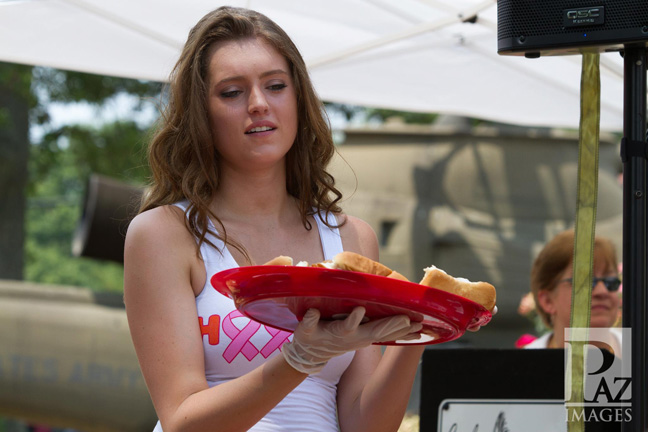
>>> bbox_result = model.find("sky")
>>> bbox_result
[30,92,159,143]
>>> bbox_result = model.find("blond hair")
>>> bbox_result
[530,229,618,328]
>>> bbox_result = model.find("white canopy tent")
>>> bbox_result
[0,0,628,131]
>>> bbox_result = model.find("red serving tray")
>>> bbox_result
[211,266,492,345]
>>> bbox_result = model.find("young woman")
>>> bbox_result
[124,7,431,432]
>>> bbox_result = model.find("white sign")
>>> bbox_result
[437,399,566,432]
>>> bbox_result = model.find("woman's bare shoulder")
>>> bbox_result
[125,205,193,256]
[128,204,184,233]
[124,204,201,297]
[337,213,379,260]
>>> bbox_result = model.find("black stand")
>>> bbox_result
[621,44,648,432]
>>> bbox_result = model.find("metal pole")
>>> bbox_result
[621,44,647,432]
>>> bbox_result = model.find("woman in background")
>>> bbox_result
[524,229,621,350]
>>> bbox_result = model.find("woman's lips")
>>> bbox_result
[245,125,276,134]
[245,121,277,134]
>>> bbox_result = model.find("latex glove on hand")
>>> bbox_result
[282,306,422,374]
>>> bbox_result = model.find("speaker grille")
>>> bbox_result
[498,0,648,38]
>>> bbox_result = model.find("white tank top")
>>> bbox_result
[153,202,354,432]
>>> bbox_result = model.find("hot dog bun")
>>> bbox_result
[331,251,393,277]
[419,266,496,311]
[262,252,407,281]
[386,270,410,282]
[263,256,294,266]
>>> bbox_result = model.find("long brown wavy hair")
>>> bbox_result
[140,7,343,262]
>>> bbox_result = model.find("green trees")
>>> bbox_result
[0,62,32,281]
[0,62,161,292]
[26,120,154,292]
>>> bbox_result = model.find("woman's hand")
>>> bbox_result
[282,306,422,374]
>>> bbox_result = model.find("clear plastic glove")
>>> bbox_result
[282,306,422,374]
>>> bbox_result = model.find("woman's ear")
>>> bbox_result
[536,290,556,316]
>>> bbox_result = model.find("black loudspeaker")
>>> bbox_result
[497,0,648,57]
[72,174,144,264]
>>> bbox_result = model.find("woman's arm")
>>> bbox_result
[338,345,424,432]
[335,215,425,432]
[124,206,308,432]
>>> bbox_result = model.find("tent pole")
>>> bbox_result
[621,43,647,432]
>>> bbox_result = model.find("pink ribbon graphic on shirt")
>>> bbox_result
[222,311,261,363]
[221,311,293,363]
[260,327,292,358]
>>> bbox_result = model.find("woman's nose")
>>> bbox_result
[248,87,269,114]
[592,278,609,295]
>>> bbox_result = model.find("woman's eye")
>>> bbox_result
[268,83,287,91]
[221,90,242,98]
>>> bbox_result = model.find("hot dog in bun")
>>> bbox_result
[263,256,294,266]
[301,251,408,282]
[419,266,496,311]
[263,253,496,311]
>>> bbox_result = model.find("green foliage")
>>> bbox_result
[324,102,438,124]
[365,108,438,124]
[30,120,151,189]
[18,67,160,293]
[32,67,162,108]
[25,120,153,293]
[0,62,37,106]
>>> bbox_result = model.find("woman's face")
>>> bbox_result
[206,37,298,173]
[541,258,621,331]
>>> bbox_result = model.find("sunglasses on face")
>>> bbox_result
[559,276,622,292]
